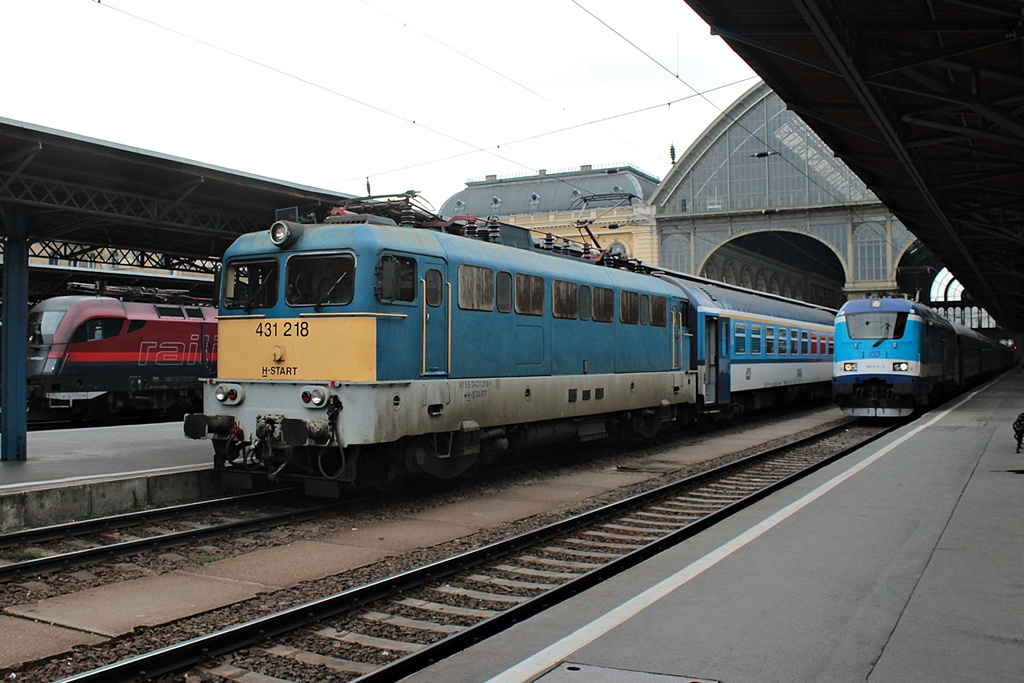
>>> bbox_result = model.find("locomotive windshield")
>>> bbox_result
[223,259,279,311]
[845,311,909,340]
[286,254,355,309]
[27,310,65,346]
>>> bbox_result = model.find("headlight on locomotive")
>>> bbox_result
[214,383,245,406]
[300,386,328,407]
[893,361,909,372]
[843,362,857,372]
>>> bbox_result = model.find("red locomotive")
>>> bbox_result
[26,294,217,421]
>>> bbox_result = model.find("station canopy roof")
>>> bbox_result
[0,117,354,282]
[683,0,1024,330]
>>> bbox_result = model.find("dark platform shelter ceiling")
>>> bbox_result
[683,0,1024,330]
[0,117,352,271]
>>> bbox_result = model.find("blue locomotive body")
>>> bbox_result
[185,204,835,495]
[832,296,1009,417]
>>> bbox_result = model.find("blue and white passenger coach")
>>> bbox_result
[832,295,1009,417]
[185,199,835,495]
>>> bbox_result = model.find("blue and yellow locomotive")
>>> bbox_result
[185,197,835,495]
[832,295,1009,417]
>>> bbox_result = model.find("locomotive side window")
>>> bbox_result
[751,324,762,354]
[223,259,279,310]
[515,274,545,316]
[766,327,776,354]
[640,294,650,325]
[496,271,512,313]
[734,322,747,354]
[71,318,124,343]
[552,280,578,319]
[593,287,614,323]
[778,327,787,355]
[620,291,639,324]
[579,285,592,321]
[286,254,355,308]
[378,255,417,303]
[425,269,443,307]
[651,296,667,327]
[458,264,494,312]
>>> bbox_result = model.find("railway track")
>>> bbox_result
[52,419,898,683]
[0,489,343,583]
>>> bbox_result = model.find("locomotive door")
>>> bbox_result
[704,316,718,403]
[421,260,449,376]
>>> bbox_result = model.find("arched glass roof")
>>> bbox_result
[653,82,876,214]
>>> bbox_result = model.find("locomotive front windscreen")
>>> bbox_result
[27,310,66,346]
[223,259,279,311]
[286,254,355,308]
[844,311,909,340]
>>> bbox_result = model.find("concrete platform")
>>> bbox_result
[0,406,845,673]
[402,372,1024,683]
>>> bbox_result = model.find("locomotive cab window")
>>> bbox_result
[378,255,417,303]
[845,311,909,340]
[425,269,444,307]
[223,259,279,310]
[651,296,667,327]
[286,254,355,308]
[28,310,66,346]
[70,318,124,343]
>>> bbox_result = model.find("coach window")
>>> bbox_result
[620,291,639,324]
[811,331,819,355]
[593,286,614,323]
[286,254,355,308]
[378,255,417,303]
[751,324,762,354]
[579,285,592,321]
[651,296,667,327]
[425,269,443,307]
[790,329,800,355]
[458,264,494,312]
[765,326,776,354]
[71,318,124,343]
[552,280,578,319]
[223,259,278,310]
[640,294,650,325]
[777,327,787,355]
[515,273,545,316]
[496,271,512,313]
[828,333,835,355]
[801,330,809,355]
[734,322,747,354]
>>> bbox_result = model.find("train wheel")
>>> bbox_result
[403,436,478,480]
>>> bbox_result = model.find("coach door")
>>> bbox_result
[704,316,718,403]
[421,259,449,376]
[717,318,731,404]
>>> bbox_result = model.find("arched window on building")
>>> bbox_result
[853,222,887,281]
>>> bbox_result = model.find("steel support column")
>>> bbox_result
[1,208,29,461]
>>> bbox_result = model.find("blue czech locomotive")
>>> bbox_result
[185,196,835,495]
[832,295,1009,417]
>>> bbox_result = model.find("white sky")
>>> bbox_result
[1,0,758,211]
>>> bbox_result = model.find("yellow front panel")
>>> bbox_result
[218,316,377,381]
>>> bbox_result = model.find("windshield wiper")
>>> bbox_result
[314,272,347,312]
[243,278,270,313]
[873,321,891,347]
